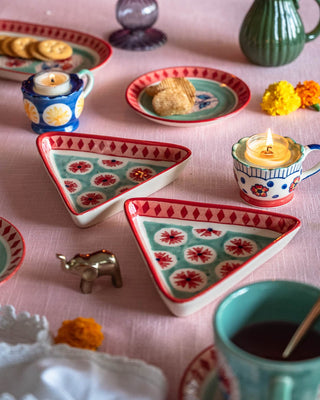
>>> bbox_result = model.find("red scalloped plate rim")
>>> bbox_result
[0,216,26,284]
[0,19,112,78]
[125,66,251,125]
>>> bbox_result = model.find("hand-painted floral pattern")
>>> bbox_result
[154,251,177,270]
[250,184,269,197]
[76,191,106,208]
[115,185,135,195]
[184,245,216,265]
[154,228,187,247]
[215,260,243,279]
[289,176,300,192]
[127,166,156,182]
[43,103,72,126]
[67,160,93,174]
[224,237,257,257]
[99,158,126,169]
[91,173,119,187]
[192,227,224,239]
[75,93,84,118]
[169,269,207,293]
[5,58,29,68]
[64,179,81,193]
[23,99,40,123]
[193,91,219,112]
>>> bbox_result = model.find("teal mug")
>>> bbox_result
[213,281,320,400]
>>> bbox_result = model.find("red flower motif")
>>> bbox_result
[64,180,79,193]
[93,174,117,186]
[218,261,242,278]
[289,176,300,192]
[160,229,185,245]
[194,228,222,237]
[225,238,254,256]
[173,270,204,290]
[186,246,213,263]
[250,184,269,197]
[79,192,104,206]
[154,252,173,269]
[129,167,154,182]
[68,161,92,174]
[102,159,123,167]
[5,59,26,67]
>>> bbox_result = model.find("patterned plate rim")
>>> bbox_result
[36,132,192,217]
[125,66,251,125]
[0,19,113,79]
[0,217,25,284]
[124,197,301,305]
[179,345,217,400]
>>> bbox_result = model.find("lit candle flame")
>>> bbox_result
[263,129,274,154]
[49,73,56,85]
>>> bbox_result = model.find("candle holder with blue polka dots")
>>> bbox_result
[232,136,320,207]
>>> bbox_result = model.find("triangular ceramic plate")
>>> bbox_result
[36,132,192,227]
[0,217,25,285]
[124,198,301,317]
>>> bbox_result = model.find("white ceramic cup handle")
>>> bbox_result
[77,69,94,98]
[269,376,293,400]
[301,144,320,181]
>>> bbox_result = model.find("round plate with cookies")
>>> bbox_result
[126,66,251,127]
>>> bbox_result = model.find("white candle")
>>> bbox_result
[33,71,71,96]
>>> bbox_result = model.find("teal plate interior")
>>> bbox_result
[126,66,251,127]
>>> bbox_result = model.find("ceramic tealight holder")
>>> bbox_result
[21,69,94,134]
[232,131,320,207]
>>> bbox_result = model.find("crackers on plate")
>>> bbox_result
[0,35,73,61]
[146,77,196,116]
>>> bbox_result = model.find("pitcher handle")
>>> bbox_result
[301,144,320,180]
[77,69,94,98]
[269,376,293,400]
[304,0,320,42]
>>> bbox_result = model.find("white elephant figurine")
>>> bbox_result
[56,249,123,294]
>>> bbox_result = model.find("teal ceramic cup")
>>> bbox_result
[213,280,320,400]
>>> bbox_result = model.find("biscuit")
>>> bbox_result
[38,39,73,60]
[146,77,196,107]
[27,41,51,61]
[152,88,193,116]
[1,36,16,57]
[11,36,37,59]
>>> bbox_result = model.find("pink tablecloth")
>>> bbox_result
[0,0,320,398]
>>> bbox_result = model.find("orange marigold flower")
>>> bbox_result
[295,80,320,108]
[54,317,104,350]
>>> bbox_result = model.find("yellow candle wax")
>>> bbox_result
[245,130,292,168]
[33,71,71,96]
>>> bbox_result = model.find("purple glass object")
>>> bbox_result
[109,0,167,51]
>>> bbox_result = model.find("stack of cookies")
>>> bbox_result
[0,35,73,61]
[146,77,196,116]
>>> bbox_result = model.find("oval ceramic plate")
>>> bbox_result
[179,345,223,400]
[0,217,25,284]
[0,20,112,81]
[126,66,251,127]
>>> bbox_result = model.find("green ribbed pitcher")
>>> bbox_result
[239,0,320,66]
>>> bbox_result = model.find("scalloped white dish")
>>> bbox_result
[0,217,25,284]
[0,342,167,400]
[124,198,301,316]
[126,66,251,127]
[0,20,112,81]
[36,132,192,228]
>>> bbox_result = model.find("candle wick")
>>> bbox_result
[266,145,273,153]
